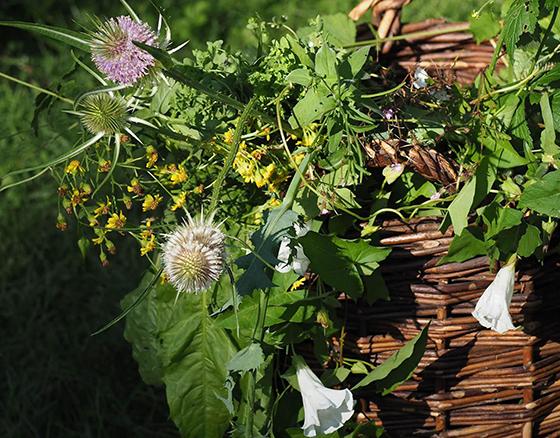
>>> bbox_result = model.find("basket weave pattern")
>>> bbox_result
[344,218,560,437]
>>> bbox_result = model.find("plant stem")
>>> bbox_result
[0,71,74,104]
[343,23,470,49]
[209,97,257,213]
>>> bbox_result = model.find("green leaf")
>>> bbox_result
[519,170,560,217]
[469,11,501,43]
[482,134,528,168]
[217,271,314,332]
[321,367,351,386]
[286,68,312,86]
[502,0,539,60]
[517,223,542,257]
[540,93,560,162]
[364,271,390,304]
[290,87,336,128]
[321,13,356,47]
[315,45,338,83]
[236,207,299,295]
[226,343,265,373]
[344,46,369,77]
[481,203,524,238]
[299,232,391,299]
[0,21,90,51]
[447,159,496,236]
[353,323,430,395]
[162,294,236,438]
[439,227,487,265]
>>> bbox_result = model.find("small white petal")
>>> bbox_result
[413,67,429,89]
[275,222,311,275]
[472,263,516,334]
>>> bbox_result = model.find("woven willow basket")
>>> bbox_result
[335,2,560,437]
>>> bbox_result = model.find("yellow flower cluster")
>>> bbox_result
[139,220,156,256]
[233,141,283,192]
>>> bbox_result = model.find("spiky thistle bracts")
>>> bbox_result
[90,16,157,86]
[162,213,226,294]
[79,94,128,135]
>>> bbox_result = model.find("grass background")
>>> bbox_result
[0,0,493,436]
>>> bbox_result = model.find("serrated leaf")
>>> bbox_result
[502,0,539,60]
[0,21,90,51]
[519,170,560,217]
[161,293,236,438]
[353,323,430,395]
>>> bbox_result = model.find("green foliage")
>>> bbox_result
[519,170,560,217]
[353,324,430,395]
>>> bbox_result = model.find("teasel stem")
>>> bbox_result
[208,96,257,213]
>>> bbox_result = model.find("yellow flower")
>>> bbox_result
[106,211,126,229]
[170,164,188,185]
[65,160,83,175]
[193,184,204,194]
[290,277,306,291]
[92,229,106,245]
[260,127,271,141]
[262,163,275,182]
[268,198,281,208]
[142,194,163,212]
[127,178,142,195]
[146,145,158,168]
[94,198,112,216]
[293,153,305,165]
[140,235,156,256]
[170,191,187,211]
[224,129,235,144]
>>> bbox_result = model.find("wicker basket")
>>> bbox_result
[338,4,560,436]
[341,217,560,437]
[350,0,505,84]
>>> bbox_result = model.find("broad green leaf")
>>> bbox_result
[290,87,336,128]
[236,207,299,295]
[321,367,351,386]
[519,170,560,217]
[469,11,501,43]
[364,271,390,304]
[226,343,265,373]
[439,227,487,265]
[517,223,542,257]
[217,271,314,332]
[0,21,90,51]
[299,232,390,298]
[121,272,172,385]
[481,203,524,238]
[286,68,312,86]
[482,134,528,168]
[502,0,539,60]
[321,13,356,47]
[161,292,236,438]
[447,159,496,236]
[353,323,430,395]
[344,46,369,77]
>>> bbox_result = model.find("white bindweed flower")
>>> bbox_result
[275,222,310,275]
[413,67,430,89]
[472,260,517,334]
[162,211,226,294]
[294,355,354,437]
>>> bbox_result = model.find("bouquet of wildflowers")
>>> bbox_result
[3,0,560,436]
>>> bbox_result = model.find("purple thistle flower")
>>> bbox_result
[91,16,157,86]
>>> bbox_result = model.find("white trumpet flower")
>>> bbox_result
[472,260,517,334]
[275,222,310,276]
[294,355,354,437]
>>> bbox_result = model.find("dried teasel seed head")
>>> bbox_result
[162,212,226,294]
